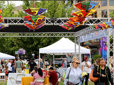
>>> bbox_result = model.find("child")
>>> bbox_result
[22,66,26,73]
[5,66,8,80]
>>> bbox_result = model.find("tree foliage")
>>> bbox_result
[19,0,73,18]
[0,1,74,58]
[0,37,62,56]
[110,10,114,19]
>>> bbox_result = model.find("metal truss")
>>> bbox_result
[0,32,75,37]
[108,29,114,57]
[3,17,110,25]
[108,29,114,79]
[4,17,24,25]
[74,26,99,37]
[84,18,111,25]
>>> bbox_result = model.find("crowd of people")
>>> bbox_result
[64,56,113,85]
[0,56,113,85]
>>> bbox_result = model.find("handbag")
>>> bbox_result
[89,69,99,82]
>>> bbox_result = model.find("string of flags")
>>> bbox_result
[23,8,47,30]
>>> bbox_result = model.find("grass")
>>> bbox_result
[0,80,94,85]
[0,80,7,85]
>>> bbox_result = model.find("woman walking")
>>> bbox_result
[93,58,113,85]
[64,57,82,85]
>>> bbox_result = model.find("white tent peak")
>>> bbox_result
[39,37,90,54]
[0,52,15,60]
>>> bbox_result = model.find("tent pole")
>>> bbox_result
[53,54,55,68]
[74,37,77,57]
[90,53,92,62]
[107,28,110,66]
[39,53,40,67]
[112,29,114,81]
[78,37,81,63]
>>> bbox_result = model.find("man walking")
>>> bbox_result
[15,58,23,73]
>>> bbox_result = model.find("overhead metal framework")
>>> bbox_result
[0,32,75,37]
[0,17,106,37]
[3,17,110,25]
[1,17,114,79]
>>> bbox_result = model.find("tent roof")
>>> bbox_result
[0,52,15,59]
[39,37,90,54]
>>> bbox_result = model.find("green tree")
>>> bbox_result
[2,3,16,17]
[110,10,114,20]
[0,1,5,9]
[17,0,73,18]
[0,37,61,56]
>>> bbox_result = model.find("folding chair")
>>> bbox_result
[16,74,25,85]
[0,73,6,85]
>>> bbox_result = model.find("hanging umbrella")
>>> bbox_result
[23,8,47,16]
[91,21,114,30]
[75,1,99,11]
[18,48,26,55]
[23,8,47,30]
[0,9,8,29]
[60,1,99,30]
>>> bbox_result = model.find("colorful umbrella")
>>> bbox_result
[88,1,99,11]
[24,15,45,30]
[60,1,99,30]
[92,20,114,30]
[23,8,47,16]
[0,9,8,29]
[75,1,99,11]
[24,8,47,30]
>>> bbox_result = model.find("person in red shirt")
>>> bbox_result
[49,67,58,85]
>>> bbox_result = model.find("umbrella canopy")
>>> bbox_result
[0,52,15,59]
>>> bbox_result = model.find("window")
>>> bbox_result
[109,0,114,6]
[102,10,107,18]
[101,0,107,6]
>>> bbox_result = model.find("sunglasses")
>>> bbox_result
[72,62,80,64]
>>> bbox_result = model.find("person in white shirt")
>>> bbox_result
[56,64,64,78]
[64,57,82,85]
[81,56,91,85]
[7,60,12,73]
[63,59,67,68]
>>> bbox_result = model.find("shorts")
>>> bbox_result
[16,68,22,73]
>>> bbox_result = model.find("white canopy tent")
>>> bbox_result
[39,37,90,54]
[0,52,15,59]
[39,38,91,66]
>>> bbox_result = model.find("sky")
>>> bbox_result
[5,1,23,6]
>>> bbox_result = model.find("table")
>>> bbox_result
[21,77,34,85]
[7,73,31,85]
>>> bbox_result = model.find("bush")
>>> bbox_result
[93,55,101,63]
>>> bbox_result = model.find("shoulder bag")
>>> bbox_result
[89,66,99,82]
